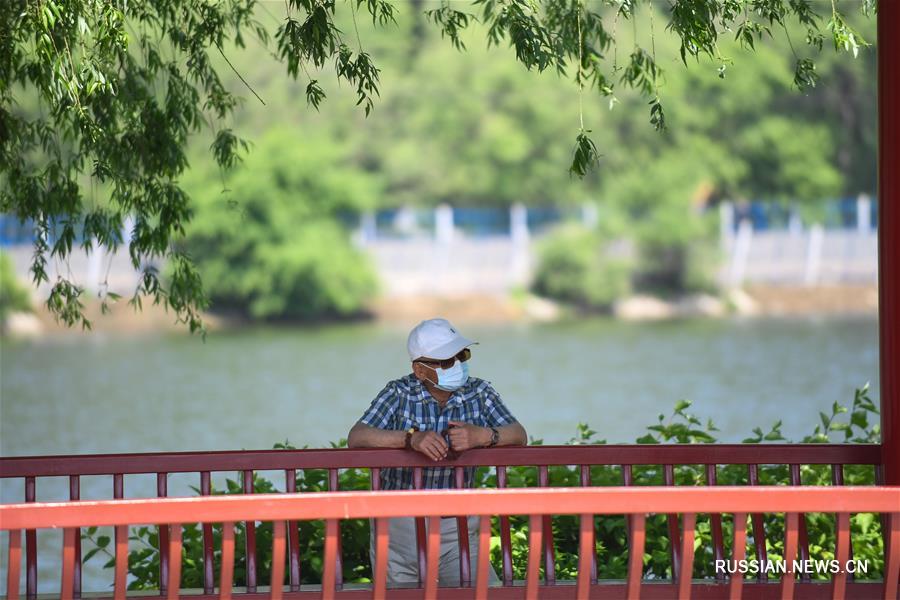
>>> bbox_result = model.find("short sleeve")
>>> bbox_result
[480,383,517,427]
[358,381,399,429]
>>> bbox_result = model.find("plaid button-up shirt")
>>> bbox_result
[358,373,518,490]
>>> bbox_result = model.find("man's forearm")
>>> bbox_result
[495,422,527,446]
[347,423,406,448]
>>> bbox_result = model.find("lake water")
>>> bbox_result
[0,315,882,593]
[1,315,881,458]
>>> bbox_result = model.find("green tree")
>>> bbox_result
[180,130,378,320]
[0,251,32,320]
[0,0,874,331]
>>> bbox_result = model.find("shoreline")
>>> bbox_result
[1,284,879,338]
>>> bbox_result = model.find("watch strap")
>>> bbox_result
[488,427,500,447]
[404,427,417,450]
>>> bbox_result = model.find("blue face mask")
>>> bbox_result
[427,360,469,392]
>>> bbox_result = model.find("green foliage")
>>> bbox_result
[0,250,32,320]
[84,384,883,589]
[532,224,632,310]
[180,131,378,320]
[0,0,875,332]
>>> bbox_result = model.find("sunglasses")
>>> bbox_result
[416,348,471,370]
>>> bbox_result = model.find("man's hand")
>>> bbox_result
[410,430,449,461]
[447,421,490,452]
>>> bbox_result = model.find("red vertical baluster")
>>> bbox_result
[748,465,768,582]
[678,513,696,599]
[789,464,811,582]
[114,521,128,600]
[373,517,390,600]
[580,465,597,584]
[327,469,343,590]
[285,469,301,591]
[371,467,381,491]
[68,475,82,598]
[832,512,851,600]
[425,516,442,598]
[729,513,747,600]
[622,465,634,548]
[706,465,726,583]
[200,472,214,595]
[538,465,555,585]
[167,524,182,600]
[61,528,76,600]
[475,515,492,600]
[832,465,855,583]
[576,513,594,600]
[496,466,513,586]
[626,513,646,600]
[24,476,36,599]
[157,473,169,597]
[112,474,126,599]
[322,519,338,600]
[781,512,799,600]
[243,470,257,593]
[413,467,427,587]
[271,520,286,600]
[454,467,472,587]
[663,464,681,582]
[371,464,383,596]
[525,514,543,600]
[884,513,900,600]
[220,522,234,600]
[877,465,891,558]
[7,530,22,600]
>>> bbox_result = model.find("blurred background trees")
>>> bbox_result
[1,0,877,323]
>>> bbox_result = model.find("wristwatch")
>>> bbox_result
[488,427,500,447]
[404,427,418,450]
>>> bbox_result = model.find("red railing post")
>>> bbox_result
[496,465,514,585]
[200,471,214,595]
[425,515,442,598]
[781,512,799,600]
[327,468,343,590]
[157,472,169,596]
[878,0,900,491]
[626,513,646,599]
[285,469,301,591]
[6,529,22,600]
[729,513,747,600]
[167,523,182,600]
[475,515,492,599]
[242,470,257,593]
[789,464,812,582]
[68,475,81,598]
[270,520,286,600]
[525,514,543,600]
[24,476,36,599]
[61,527,76,600]
[372,517,389,599]
[220,522,235,600]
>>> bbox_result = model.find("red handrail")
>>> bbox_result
[0,444,881,477]
[2,486,899,600]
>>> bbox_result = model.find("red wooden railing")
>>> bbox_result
[0,444,890,598]
[2,486,899,599]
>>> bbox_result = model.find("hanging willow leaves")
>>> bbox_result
[569,131,600,178]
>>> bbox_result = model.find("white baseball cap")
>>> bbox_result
[407,318,477,361]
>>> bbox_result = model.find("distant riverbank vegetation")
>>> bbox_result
[82,384,883,590]
[167,4,873,321]
[4,3,875,325]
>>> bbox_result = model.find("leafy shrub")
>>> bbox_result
[180,131,378,320]
[532,224,632,310]
[83,384,883,589]
[0,250,31,320]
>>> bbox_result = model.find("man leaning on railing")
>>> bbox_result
[347,317,528,588]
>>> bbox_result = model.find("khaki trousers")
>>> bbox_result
[369,516,501,587]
